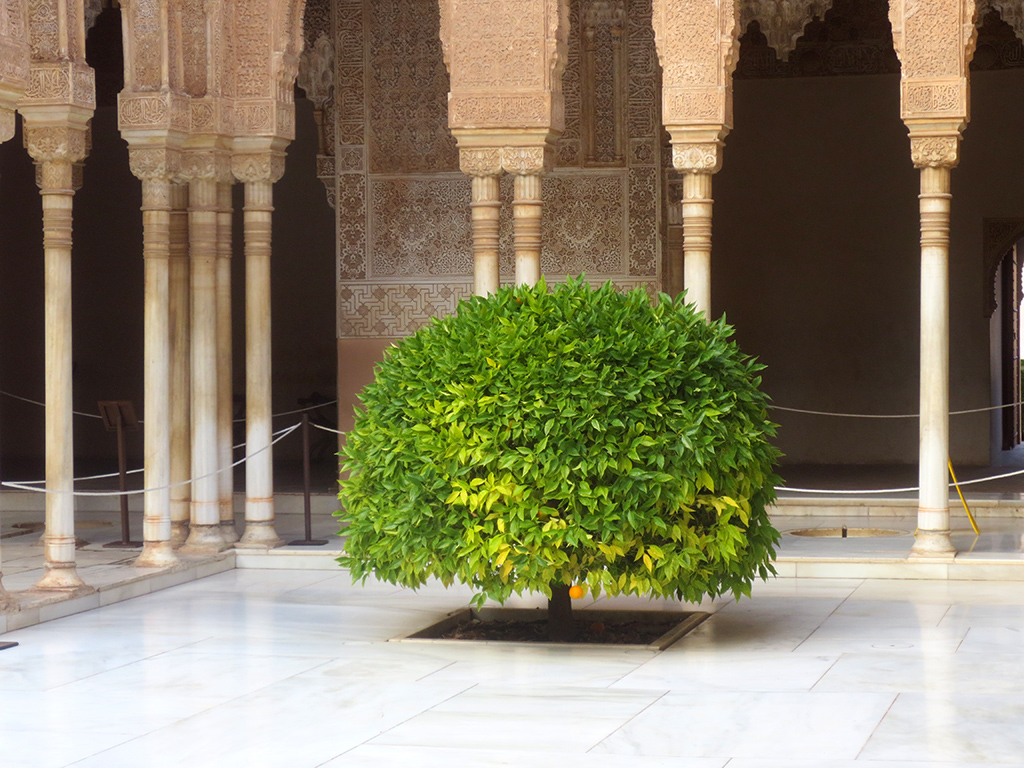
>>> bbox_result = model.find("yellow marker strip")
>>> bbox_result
[948,460,980,536]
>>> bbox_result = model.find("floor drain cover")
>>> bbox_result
[788,527,906,538]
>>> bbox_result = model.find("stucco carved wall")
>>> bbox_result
[333,0,660,339]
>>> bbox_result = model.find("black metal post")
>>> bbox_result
[289,413,327,546]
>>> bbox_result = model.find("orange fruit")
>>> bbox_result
[568,585,584,599]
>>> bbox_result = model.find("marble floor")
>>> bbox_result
[3,569,1024,767]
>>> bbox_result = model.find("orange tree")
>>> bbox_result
[336,279,780,640]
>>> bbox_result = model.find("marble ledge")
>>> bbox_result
[0,551,235,634]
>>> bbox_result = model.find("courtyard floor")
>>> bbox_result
[3,568,1024,767]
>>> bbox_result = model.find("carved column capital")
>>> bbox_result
[179,150,233,184]
[129,147,184,182]
[910,134,961,169]
[231,152,287,184]
[0,108,14,143]
[459,147,503,177]
[672,142,723,174]
[23,123,90,165]
[500,145,551,175]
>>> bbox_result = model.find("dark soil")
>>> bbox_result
[438,617,685,645]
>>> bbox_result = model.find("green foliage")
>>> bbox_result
[336,278,781,606]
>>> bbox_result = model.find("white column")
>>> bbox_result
[168,183,191,547]
[182,177,228,553]
[912,165,955,557]
[240,179,282,548]
[34,158,86,590]
[513,173,542,287]
[216,182,237,543]
[682,171,713,317]
[471,174,501,296]
[135,176,177,567]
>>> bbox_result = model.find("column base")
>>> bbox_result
[179,524,231,554]
[134,541,180,569]
[0,588,17,613]
[170,521,190,549]
[34,564,92,592]
[909,529,957,558]
[220,521,239,545]
[238,521,283,550]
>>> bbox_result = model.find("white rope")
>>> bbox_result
[0,388,336,424]
[12,435,257,486]
[777,464,1024,495]
[776,485,919,495]
[312,422,344,436]
[1,422,301,497]
[0,389,104,420]
[770,400,1024,420]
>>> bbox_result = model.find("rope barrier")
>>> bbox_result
[312,422,344,436]
[0,389,104,420]
[770,400,1024,420]
[1,422,301,498]
[776,464,1024,495]
[11,434,259,486]
[0,388,336,424]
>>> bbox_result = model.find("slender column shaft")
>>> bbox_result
[513,174,542,287]
[168,183,191,547]
[913,165,955,557]
[682,172,713,318]
[216,182,237,543]
[471,174,501,296]
[0,172,10,607]
[182,179,227,552]
[135,178,177,567]
[35,161,86,590]
[240,180,282,548]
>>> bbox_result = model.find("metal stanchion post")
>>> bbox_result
[289,413,327,546]
[100,401,142,548]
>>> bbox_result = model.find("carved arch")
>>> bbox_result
[984,218,1024,317]
[739,0,834,59]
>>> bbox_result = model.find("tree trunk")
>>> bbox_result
[548,583,574,641]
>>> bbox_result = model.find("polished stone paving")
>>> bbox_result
[3,570,1024,767]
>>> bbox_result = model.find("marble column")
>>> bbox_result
[0,103,16,609]
[168,183,191,547]
[216,182,237,543]
[181,175,229,553]
[681,172,713,317]
[235,154,285,549]
[134,169,178,568]
[912,163,955,557]
[459,149,503,296]
[471,174,502,296]
[512,173,543,287]
[23,124,90,590]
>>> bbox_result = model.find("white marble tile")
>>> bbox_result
[611,651,838,692]
[323,745,728,767]
[814,651,1024,694]
[0,728,136,768]
[372,685,662,752]
[957,626,1024,655]
[727,760,1024,768]
[794,624,967,655]
[860,692,1024,764]
[56,647,332,699]
[940,602,1024,628]
[591,691,895,760]
[415,643,656,687]
[67,678,473,768]
[827,599,950,625]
